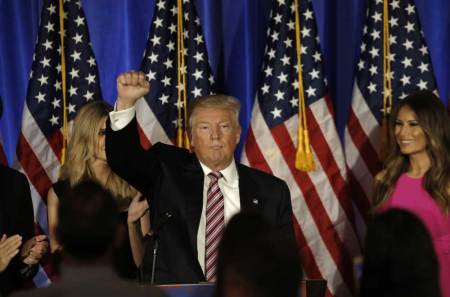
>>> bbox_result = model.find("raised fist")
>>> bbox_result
[116,71,150,110]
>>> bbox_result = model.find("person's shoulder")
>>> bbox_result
[238,163,286,186]
[0,164,27,183]
[52,179,71,199]
[53,179,69,188]
[153,142,188,152]
[152,142,193,159]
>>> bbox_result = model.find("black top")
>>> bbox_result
[53,179,137,280]
[52,180,71,202]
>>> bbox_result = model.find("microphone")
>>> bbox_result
[139,211,173,284]
[146,211,173,238]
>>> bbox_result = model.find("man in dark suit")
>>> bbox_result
[0,165,48,296]
[106,71,295,284]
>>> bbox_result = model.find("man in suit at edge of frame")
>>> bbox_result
[0,164,48,296]
[105,71,296,284]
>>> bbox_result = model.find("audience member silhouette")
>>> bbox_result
[12,181,165,297]
[360,209,441,297]
[215,212,302,297]
[0,164,48,296]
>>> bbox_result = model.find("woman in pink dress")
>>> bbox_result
[373,90,450,297]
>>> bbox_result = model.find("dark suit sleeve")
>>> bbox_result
[105,117,160,198]
[15,173,34,242]
[0,167,36,295]
[239,165,296,243]
[15,174,38,280]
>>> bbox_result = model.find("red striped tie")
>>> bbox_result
[205,171,224,282]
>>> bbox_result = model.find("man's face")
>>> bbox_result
[190,107,241,171]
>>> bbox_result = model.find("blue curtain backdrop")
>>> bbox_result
[1,0,449,164]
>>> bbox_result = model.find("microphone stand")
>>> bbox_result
[138,232,153,284]
[150,236,158,285]
[138,211,172,285]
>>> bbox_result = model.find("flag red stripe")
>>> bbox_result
[271,123,355,293]
[306,104,356,231]
[347,171,371,222]
[293,215,334,297]
[292,215,324,279]
[245,127,327,283]
[324,94,336,119]
[0,145,6,165]
[17,133,53,199]
[137,122,152,149]
[347,109,381,176]
[244,127,273,175]
[46,130,63,162]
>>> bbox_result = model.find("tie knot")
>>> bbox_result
[208,171,222,181]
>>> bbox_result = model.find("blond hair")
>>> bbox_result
[59,101,136,209]
[187,94,241,134]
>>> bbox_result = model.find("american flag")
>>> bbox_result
[242,0,360,296]
[15,0,101,285]
[344,0,436,233]
[137,0,216,147]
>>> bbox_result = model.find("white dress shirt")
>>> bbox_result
[109,105,241,274]
[109,104,136,131]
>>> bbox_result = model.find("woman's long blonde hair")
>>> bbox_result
[59,101,136,209]
[373,91,450,213]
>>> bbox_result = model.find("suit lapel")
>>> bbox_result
[237,164,262,212]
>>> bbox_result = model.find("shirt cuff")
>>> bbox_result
[109,105,136,131]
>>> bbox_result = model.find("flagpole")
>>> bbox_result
[58,0,68,164]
